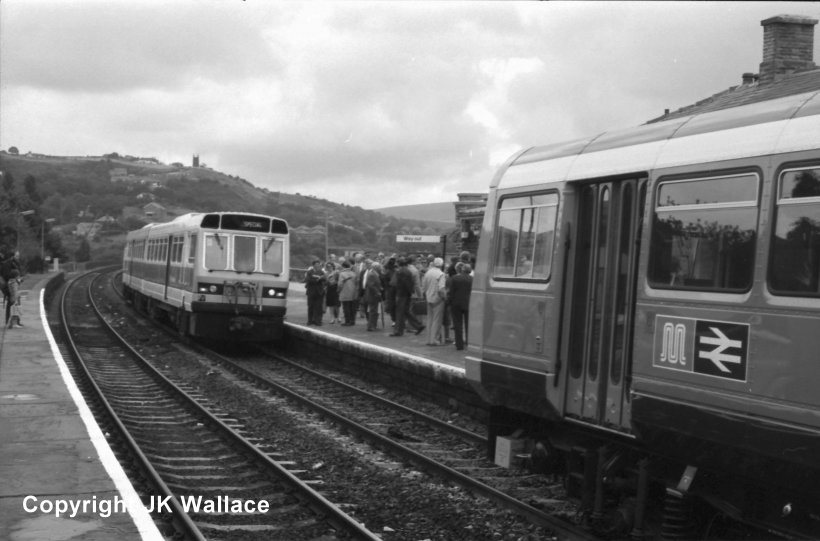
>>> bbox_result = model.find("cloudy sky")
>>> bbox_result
[2,1,818,209]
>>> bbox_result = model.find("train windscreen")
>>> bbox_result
[262,238,285,274]
[234,236,256,273]
[205,233,228,270]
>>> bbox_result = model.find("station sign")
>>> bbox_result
[396,235,442,243]
[652,315,748,382]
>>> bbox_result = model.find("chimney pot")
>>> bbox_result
[759,14,818,85]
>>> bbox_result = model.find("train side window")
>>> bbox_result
[204,234,227,270]
[171,236,184,263]
[769,166,820,295]
[648,173,759,292]
[493,193,558,280]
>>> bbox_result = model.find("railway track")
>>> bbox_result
[92,268,602,540]
[197,343,593,541]
[60,270,380,541]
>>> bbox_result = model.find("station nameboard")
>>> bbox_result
[396,235,442,243]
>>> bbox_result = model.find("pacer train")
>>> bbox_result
[122,212,289,341]
[467,90,820,538]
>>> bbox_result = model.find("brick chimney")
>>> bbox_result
[759,15,818,85]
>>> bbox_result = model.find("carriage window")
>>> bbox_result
[188,234,197,263]
[262,238,284,274]
[204,234,227,270]
[648,174,758,291]
[493,193,558,280]
[770,167,820,295]
[234,235,256,273]
[171,236,184,263]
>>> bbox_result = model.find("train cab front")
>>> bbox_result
[191,278,288,341]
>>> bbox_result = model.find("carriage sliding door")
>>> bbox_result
[564,178,645,430]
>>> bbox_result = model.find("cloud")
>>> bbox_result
[2,1,818,208]
[2,1,282,92]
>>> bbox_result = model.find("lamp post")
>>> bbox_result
[41,218,56,262]
[324,213,333,262]
[17,210,35,251]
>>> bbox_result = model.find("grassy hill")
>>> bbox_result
[375,201,454,228]
[0,151,459,269]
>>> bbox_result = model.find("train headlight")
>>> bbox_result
[262,287,287,299]
[196,283,224,295]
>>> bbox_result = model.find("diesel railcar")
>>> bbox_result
[122,212,289,341]
[467,90,820,538]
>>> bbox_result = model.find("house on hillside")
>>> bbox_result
[292,225,325,237]
[143,202,167,222]
[109,167,128,182]
[74,222,102,239]
[136,192,156,202]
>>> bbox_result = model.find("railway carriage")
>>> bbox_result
[467,90,820,538]
[122,212,289,341]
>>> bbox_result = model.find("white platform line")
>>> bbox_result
[39,289,164,540]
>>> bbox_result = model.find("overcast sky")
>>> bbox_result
[2,1,818,209]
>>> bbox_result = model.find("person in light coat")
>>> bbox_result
[362,262,383,331]
[337,261,358,326]
[421,257,446,346]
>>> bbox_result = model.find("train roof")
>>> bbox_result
[494,89,820,190]
[126,212,288,238]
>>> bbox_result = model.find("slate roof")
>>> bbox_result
[646,68,820,123]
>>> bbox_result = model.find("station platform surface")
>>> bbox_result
[0,273,160,541]
[286,283,470,373]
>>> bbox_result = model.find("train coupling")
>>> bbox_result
[229,315,255,332]
[223,280,261,309]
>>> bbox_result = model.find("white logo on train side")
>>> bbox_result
[659,322,687,366]
[653,316,749,382]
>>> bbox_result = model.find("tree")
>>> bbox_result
[24,174,42,204]
[75,238,91,263]
[2,170,14,194]
[8,146,19,155]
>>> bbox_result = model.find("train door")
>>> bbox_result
[564,178,645,430]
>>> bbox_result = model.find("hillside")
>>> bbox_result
[375,201,454,228]
[0,151,459,269]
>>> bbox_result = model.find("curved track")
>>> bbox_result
[60,270,380,541]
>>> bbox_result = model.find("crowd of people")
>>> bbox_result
[303,250,474,350]
[0,250,25,329]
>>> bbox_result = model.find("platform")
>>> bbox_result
[0,273,161,541]
[286,282,470,373]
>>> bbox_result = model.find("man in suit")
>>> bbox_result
[448,263,473,350]
[390,258,424,337]
[353,253,368,320]
[363,262,383,331]
[304,259,327,326]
